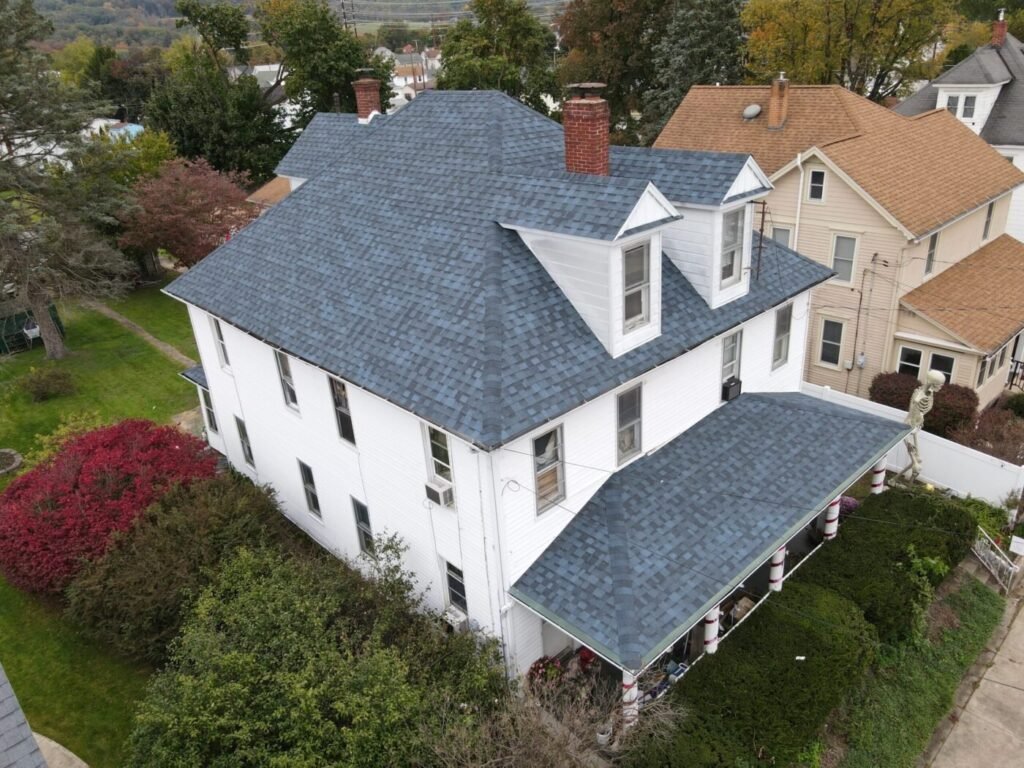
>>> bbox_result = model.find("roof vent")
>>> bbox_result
[742,103,762,120]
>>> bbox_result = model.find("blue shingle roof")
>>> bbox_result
[510,392,909,671]
[167,90,830,448]
[180,365,208,389]
[0,664,46,768]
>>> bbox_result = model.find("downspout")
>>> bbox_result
[854,258,880,395]
[793,152,805,252]
[473,449,498,650]
[845,254,874,393]
[485,450,516,677]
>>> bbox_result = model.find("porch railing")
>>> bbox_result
[971,525,1020,594]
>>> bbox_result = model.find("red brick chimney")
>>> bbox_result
[353,75,381,121]
[992,9,1008,48]
[563,83,610,176]
[767,72,789,130]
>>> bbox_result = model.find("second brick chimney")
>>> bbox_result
[353,73,381,122]
[563,83,610,176]
[992,9,1008,48]
[767,73,789,130]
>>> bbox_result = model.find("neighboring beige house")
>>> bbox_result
[656,79,1024,406]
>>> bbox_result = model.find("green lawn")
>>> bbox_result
[0,304,196,457]
[106,277,199,361]
[0,576,152,768]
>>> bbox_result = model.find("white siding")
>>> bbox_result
[994,145,1024,241]
[663,206,714,303]
[937,83,1006,135]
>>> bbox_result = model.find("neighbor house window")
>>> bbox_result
[533,427,565,513]
[446,562,467,612]
[772,304,792,369]
[989,355,998,378]
[236,417,254,467]
[820,320,844,366]
[999,345,1008,368]
[977,359,988,387]
[930,353,954,383]
[329,377,355,444]
[946,95,959,114]
[298,460,320,517]
[427,427,453,482]
[772,227,791,248]
[275,351,298,409]
[925,233,938,275]
[898,347,922,378]
[617,385,642,464]
[721,207,745,287]
[831,235,856,282]
[200,388,218,434]
[722,329,743,382]
[984,202,994,240]
[808,169,826,201]
[962,95,976,119]
[353,499,373,554]
[623,243,650,331]
[211,317,230,368]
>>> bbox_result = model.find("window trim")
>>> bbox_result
[616,384,642,466]
[211,317,230,369]
[721,329,743,383]
[962,94,976,119]
[983,202,994,240]
[925,232,938,275]
[329,376,356,445]
[999,344,1008,369]
[807,169,826,202]
[235,416,255,467]
[533,425,565,515]
[772,304,792,370]
[298,459,320,518]
[830,233,857,284]
[353,498,373,555]
[946,94,960,115]
[929,352,955,384]
[720,206,745,289]
[199,387,218,434]
[977,357,988,388]
[426,425,454,484]
[897,345,923,379]
[275,350,299,410]
[445,561,468,613]
[818,317,845,369]
[622,242,651,333]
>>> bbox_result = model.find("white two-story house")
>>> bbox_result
[168,82,907,719]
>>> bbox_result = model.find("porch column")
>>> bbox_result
[703,605,721,655]
[768,546,786,592]
[870,458,887,494]
[823,496,841,540]
[622,670,639,727]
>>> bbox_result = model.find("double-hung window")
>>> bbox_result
[235,417,254,467]
[820,320,844,366]
[977,359,988,387]
[772,304,792,369]
[925,233,938,275]
[984,202,994,240]
[446,562,468,612]
[623,243,650,331]
[616,385,642,465]
[533,427,565,513]
[721,207,744,287]
[329,377,356,444]
[831,235,856,283]
[276,351,298,409]
[898,347,922,378]
[211,318,230,368]
[200,388,218,434]
[962,95,976,119]
[930,353,954,384]
[298,460,320,517]
[722,330,742,382]
[946,95,959,114]
[999,345,1008,368]
[989,354,998,378]
[427,427,453,483]
[808,169,825,201]
[353,499,373,554]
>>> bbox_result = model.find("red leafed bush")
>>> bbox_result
[0,420,217,593]
[869,372,978,437]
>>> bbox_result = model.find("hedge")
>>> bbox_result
[868,372,978,437]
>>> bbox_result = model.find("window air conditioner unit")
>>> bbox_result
[721,376,742,402]
[425,478,455,508]
[442,605,469,633]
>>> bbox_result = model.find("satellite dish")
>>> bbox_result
[742,104,762,119]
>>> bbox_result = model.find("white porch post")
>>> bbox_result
[703,605,721,655]
[870,457,887,494]
[768,546,786,592]
[622,670,639,727]
[823,496,841,540]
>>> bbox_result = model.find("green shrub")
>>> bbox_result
[1005,392,1024,419]
[20,366,75,401]
[65,472,312,663]
[794,488,976,643]
[958,497,1008,547]
[624,584,877,767]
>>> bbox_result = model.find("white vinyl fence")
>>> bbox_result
[801,383,1024,508]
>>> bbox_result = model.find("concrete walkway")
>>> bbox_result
[34,733,88,768]
[921,563,1024,767]
[83,300,196,368]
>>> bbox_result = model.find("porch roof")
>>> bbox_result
[509,392,908,673]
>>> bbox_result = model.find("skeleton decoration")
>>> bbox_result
[903,370,945,482]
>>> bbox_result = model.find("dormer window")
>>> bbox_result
[946,95,959,114]
[962,96,976,119]
[720,207,745,288]
[623,243,650,331]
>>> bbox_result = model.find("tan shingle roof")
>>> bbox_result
[900,234,1024,353]
[247,176,291,208]
[655,85,1024,239]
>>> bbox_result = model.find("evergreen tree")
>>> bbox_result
[643,0,745,140]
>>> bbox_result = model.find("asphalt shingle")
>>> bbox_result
[510,392,910,671]
[0,664,45,768]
